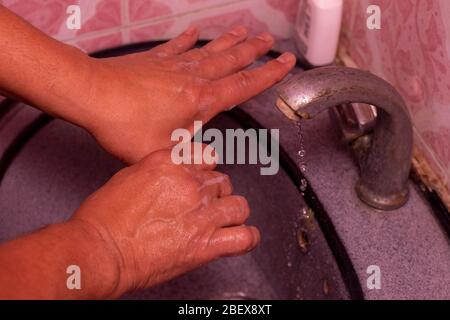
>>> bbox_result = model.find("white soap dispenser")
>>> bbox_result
[294,0,343,67]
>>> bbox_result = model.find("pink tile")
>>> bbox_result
[2,0,121,39]
[193,9,269,39]
[342,0,450,186]
[74,32,123,53]
[3,0,72,36]
[128,0,235,23]
[77,0,122,35]
[422,128,450,170]
[128,0,173,22]
[129,21,174,43]
[266,0,299,23]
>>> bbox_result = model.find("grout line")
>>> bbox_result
[121,0,130,43]
[413,127,448,182]
[62,0,250,43]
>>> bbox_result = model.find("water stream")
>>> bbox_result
[295,122,308,194]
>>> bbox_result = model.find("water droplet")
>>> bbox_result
[299,178,308,191]
[295,122,307,174]
[296,229,310,253]
[295,286,302,300]
[323,279,330,296]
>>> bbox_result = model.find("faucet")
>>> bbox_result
[276,66,413,211]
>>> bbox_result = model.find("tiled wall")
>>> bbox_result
[341,0,450,196]
[0,0,300,52]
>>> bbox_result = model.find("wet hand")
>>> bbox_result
[81,26,296,163]
[70,144,260,296]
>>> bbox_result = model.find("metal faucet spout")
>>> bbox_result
[276,66,413,210]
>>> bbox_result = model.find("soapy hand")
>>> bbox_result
[70,144,259,296]
[82,26,296,164]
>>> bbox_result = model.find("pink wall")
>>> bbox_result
[0,0,299,52]
[342,0,450,192]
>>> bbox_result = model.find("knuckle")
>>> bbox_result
[200,62,219,78]
[236,70,252,88]
[183,175,203,193]
[191,48,209,59]
[222,52,239,65]
[227,31,241,41]
[181,81,203,98]
[219,172,232,186]
[197,84,216,112]
[176,60,200,72]
[208,172,232,196]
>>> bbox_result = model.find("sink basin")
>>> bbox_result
[0,103,351,300]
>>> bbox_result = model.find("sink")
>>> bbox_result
[0,103,351,300]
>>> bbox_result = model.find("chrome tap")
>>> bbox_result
[276,66,413,210]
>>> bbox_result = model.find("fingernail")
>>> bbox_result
[184,26,197,36]
[229,26,247,37]
[277,52,296,64]
[238,198,248,213]
[256,32,274,42]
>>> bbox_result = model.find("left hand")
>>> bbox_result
[70,145,259,296]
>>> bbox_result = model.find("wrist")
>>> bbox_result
[39,45,100,128]
[0,7,101,130]
[58,219,125,299]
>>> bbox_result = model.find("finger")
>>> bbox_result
[206,225,260,259]
[201,26,248,53]
[179,47,210,62]
[142,142,216,171]
[202,196,249,227]
[184,142,218,171]
[149,26,199,58]
[197,32,275,80]
[202,52,296,119]
[194,171,233,198]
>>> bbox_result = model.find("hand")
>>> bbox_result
[70,144,259,297]
[81,26,296,163]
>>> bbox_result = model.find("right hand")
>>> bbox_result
[70,144,260,296]
[77,26,296,164]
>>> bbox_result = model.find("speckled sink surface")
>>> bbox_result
[240,72,450,299]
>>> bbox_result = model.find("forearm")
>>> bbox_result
[0,220,121,299]
[0,5,95,127]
